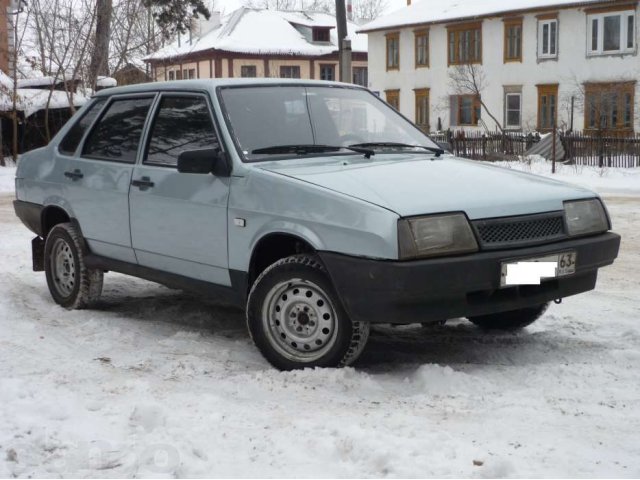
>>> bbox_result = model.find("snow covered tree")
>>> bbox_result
[143,0,211,38]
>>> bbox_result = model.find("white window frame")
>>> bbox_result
[505,92,522,129]
[538,19,558,58]
[587,11,635,56]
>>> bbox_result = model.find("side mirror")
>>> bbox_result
[177,149,229,175]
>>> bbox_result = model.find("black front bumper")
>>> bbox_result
[319,232,620,324]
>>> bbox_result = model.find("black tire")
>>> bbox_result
[246,254,369,370]
[44,222,103,309]
[467,302,550,331]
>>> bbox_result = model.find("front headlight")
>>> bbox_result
[564,199,609,237]
[398,213,478,260]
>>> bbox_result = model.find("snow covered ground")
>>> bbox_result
[1,162,639,477]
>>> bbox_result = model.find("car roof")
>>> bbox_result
[94,78,367,97]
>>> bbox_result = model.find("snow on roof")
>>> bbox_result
[145,7,367,61]
[16,75,78,88]
[0,88,88,117]
[96,76,117,88]
[360,0,609,32]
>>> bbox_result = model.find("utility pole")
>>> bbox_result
[335,0,351,83]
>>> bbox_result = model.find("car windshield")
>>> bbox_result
[218,85,440,162]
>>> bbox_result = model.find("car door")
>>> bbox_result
[59,94,155,263]
[129,92,231,286]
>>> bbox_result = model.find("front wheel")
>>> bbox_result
[467,302,550,331]
[44,222,103,309]
[246,254,369,370]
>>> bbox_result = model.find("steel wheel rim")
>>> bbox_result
[50,238,76,297]
[262,278,339,363]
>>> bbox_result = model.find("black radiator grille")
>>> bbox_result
[473,213,566,249]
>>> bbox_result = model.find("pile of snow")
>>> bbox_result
[0,165,16,193]
[493,155,640,197]
[96,76,117,88]
[0,89,88,118]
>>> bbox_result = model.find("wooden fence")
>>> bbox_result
[429,130,540,160]
[561,131,640,168]
[430,129,640,167]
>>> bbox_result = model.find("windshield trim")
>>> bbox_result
[216,83,440,163]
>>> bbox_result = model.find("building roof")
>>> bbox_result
[144,8,367,62]
[359,0,615,32]
[0,88,88,117]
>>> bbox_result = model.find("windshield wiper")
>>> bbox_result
[252,144,375,158]
[349,142,444,157]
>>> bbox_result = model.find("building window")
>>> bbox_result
[185,68,195,79]
[320,64,335,81]
[447,22,482,65]
[385,89,400,110]
[538,17,558,58]
[537,84,559,131]
[505,92,522,129]
[585,82,635,132]
[176,70,183,80]
[414,88,430,131]
[587,10,635,55]
[280,66,301,78]
[352,67,368,87]
[386,32,400,70]
[241,65,257,77]
[313,28,331,42]
[414,29,429,67]
[504,18,523,62]
[168,70,175,81]
[450,95,481,126]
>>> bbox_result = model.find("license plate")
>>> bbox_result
[500,251,577,287]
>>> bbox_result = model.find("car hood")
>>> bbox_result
[258,155,597,219]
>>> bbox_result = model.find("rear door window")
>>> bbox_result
[82,97,153,163]
[58,98,107,156]
[145,95,219,167]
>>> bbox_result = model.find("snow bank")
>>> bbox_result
[492,155,640,197]
[0,165,16,193]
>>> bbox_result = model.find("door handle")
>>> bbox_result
[131,176,155,190]
[64,169,83,180]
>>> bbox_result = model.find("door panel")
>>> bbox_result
[128,94,230,285]
[57,96,154,263]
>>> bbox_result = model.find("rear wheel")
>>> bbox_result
[467,303,549,331]
[247,254,369,370]
[44,223,103,309]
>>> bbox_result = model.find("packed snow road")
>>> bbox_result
[0,189,639,477]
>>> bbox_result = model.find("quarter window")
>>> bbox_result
[145,96,219,167]
[59,98,107,155]
[587,11,635,55]
[82,97,153,163]
[538,18,558,58]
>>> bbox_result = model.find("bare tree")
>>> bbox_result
[88,0,113,89]
[448,62,504,133]
[352,0,386,21]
